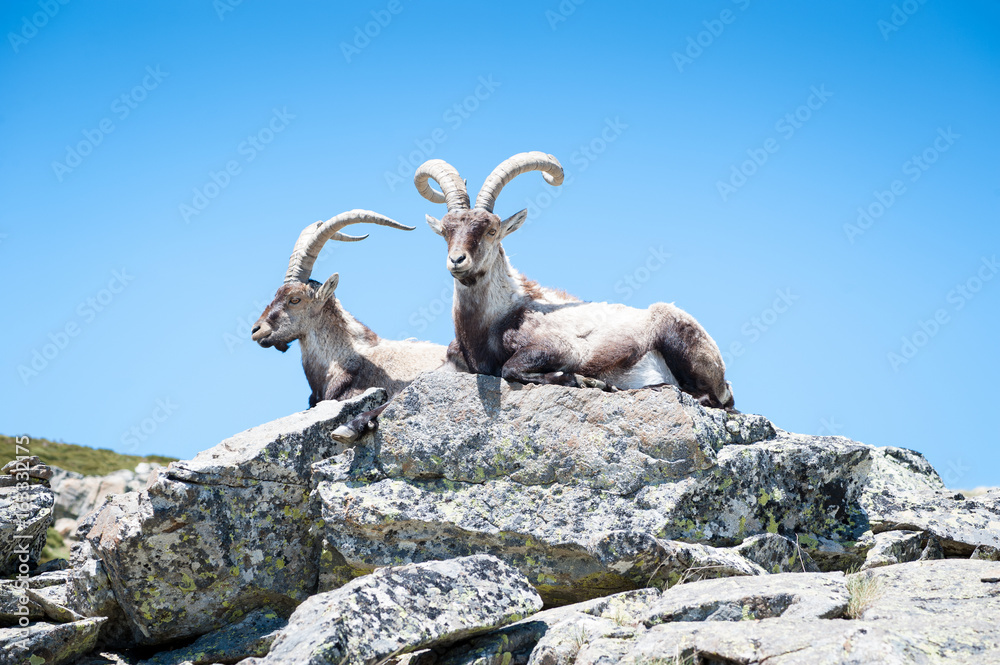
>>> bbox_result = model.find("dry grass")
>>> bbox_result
[954,487,996,498]
[846,571,885,619]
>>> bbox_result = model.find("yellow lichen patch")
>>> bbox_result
[178,572,197,592]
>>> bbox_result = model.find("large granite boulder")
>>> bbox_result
[311,373,941,603]
[66,389,387,646]
[250,555,541,665]
[46,371,994,661]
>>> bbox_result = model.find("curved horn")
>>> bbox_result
[475,151,564,213]
[284,209,414,284]
[414,159,470,212]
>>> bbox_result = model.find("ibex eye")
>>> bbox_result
[289,298,301,304]
[488,229,497,236]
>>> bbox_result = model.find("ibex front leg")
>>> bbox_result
[331,403,390,443]
[500,348,617,392]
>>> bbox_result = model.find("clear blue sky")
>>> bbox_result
[2,1,997,487]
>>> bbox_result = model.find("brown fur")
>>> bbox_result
[252,281,463,409]
[432,208,735,410]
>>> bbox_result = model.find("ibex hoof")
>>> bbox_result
[577,375,616,392]
[331,425,359,443]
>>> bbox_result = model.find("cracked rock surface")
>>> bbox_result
[313,373,936,602]
[3,372,991,663]
[66,389,387,646]
[248,555,541,665]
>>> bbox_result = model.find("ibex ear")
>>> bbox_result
[316,273,339,303]
[425,214,445,236]
[500,209,528,238]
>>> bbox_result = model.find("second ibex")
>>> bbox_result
[415,152,735,410]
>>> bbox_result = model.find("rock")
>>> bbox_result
[2,565,87,627]
[735,533,820,573]
[252,555,542,665]
[420,589,659,665]
[139,607,287,665]
[1,585,44,625]
[2,456,54,481]
[0,482,54,576]
[861,529,942,570]
[864,487,1000,557]
[471,559,1000,664]
[587,531,766,591]
[972,544,1000,561]
[73,653,135,665]
[0,618,105,665]
[313,373,916,602]
[640,571,848,624]
[50,469,130,522]
[67,389,387,647]
[67,542,132,647]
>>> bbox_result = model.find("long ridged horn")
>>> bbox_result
[475,151,564,213]
[284,209,414,284]
[414,159,470,212]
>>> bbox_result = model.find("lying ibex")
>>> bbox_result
[252,210,460,439]
[415,153,735,410]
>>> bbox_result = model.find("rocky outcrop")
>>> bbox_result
[139,607,287,665]
[0,457,55,576]
[0,617,105,665]
[312,373,937,602]
[68,389,387,646]
[864,486,1000,558]
[424,559,1000,664]
[49,462,163,544]
[1,371,987,663]
[251,555,541,665]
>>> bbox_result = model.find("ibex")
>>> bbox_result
[415,152,735,410]
[252,210,461,439]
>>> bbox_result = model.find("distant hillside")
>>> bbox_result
[1,434,177,476]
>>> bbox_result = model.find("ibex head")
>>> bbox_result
[416,152,563,285]
[252,210,413,351]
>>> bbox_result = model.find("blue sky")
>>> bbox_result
[1,1,997,487]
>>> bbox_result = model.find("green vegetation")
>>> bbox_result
[1,434,176,476]
[40,527,70,563]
